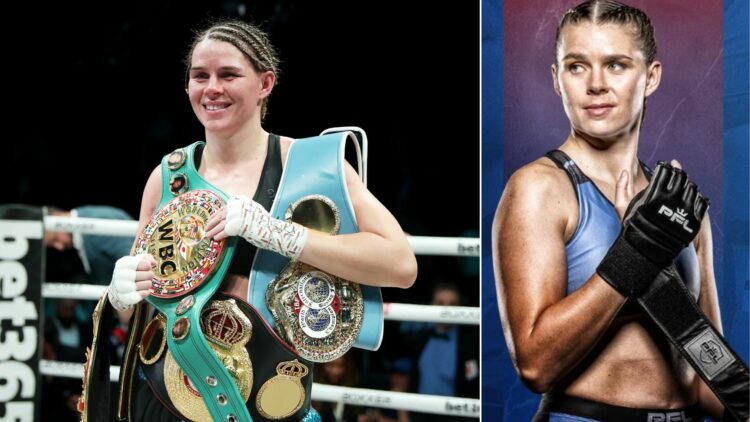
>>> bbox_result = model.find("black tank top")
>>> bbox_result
[193,133,282,277]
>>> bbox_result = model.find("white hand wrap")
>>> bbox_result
[107,255,148,311]
[224,195,308,260]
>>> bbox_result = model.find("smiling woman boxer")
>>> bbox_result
[82,19,416,422]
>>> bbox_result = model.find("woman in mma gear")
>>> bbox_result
[492,1,728,420]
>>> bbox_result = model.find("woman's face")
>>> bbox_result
[187,39,273,136]
[552,22,660,142]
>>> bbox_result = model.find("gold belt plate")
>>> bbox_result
[163,299,253,422]
[134,190,226,298]
[267,262,363,362]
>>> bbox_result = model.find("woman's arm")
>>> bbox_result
[113,165,161,324]
[132,165,163,246]
[206,144,417,289]
[298,163,417,288]
[280,136,415,288]
[492,162,627,393]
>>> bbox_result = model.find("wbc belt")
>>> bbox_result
[249,131,384,362]
[135,142,252,422]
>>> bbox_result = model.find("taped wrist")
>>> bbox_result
[107,285,132,312]
[597,236,663,296]
[228,197,308,260]
[246,213,308,260]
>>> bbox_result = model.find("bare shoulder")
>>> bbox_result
[279,135,294,167]
[143,165,162,197]
[139,165,163,223]
[496,157,578,238]
[502,157,575,209]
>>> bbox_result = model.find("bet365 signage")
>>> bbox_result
[0,205,44,422]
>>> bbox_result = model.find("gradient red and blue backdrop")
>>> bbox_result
[482,0,749,419]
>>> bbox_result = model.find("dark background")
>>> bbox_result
[5,0,480,307]
[5,5,480,410]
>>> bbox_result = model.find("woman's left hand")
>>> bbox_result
[614,169,635,221]
[615,159,684,221]
[205,195,308,259]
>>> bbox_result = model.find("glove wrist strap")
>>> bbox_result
[597,236,663,296]
[639,269,749,421]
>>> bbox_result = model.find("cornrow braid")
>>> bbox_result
[185,19,280,120]
[555,0,656,65]
[223,22,279,70]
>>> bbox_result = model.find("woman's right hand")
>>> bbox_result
[599,160,707,297]
[107,254,156,311]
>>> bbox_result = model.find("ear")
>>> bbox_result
[644,60,661,98]
[259,71,276,99]
[551,64,561,97]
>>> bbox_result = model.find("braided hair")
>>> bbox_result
[555,0,656,65]
[185,20,280,120]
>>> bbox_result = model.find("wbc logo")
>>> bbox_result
[657,205,694,233]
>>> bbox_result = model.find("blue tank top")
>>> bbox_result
[545,150,701,299]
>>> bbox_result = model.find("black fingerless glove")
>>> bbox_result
[597,162,709,296]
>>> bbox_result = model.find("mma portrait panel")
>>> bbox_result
[481,0,748,420]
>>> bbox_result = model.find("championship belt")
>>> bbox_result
[266,196,364,362]
[135,142,253,422]
[79,292,114,421]
[267,261,363,362]
[249,130,384,362]
[137,293,316,422]
[162,298,253,421]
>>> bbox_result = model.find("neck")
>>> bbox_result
[202,121,268,168]
[560,127,643,185]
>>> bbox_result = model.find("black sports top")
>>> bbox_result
[194,133,283,277]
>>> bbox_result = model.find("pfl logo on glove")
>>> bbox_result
[657,205,694,234]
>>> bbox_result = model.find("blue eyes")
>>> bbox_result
[568,64,585,74]
[567,62,625,73]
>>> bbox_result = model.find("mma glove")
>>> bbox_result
[224,195,308,260]
[597,162,709,297]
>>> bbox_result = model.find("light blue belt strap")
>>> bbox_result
[248,132,384,350]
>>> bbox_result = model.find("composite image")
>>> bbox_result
[1,0,748,421]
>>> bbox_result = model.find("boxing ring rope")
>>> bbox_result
[43,283,480,325]
[45,215,139,237]
[38,215,480,417]
[38,360,479,417]
[44,215,480,256]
